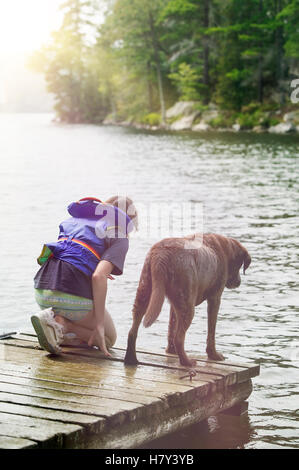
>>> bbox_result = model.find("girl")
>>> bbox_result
[31,195,138,356]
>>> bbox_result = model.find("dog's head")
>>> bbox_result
[226,238,251,289]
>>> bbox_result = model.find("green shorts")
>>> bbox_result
[35,289,93,322]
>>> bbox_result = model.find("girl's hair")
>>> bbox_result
[105,195,138,230]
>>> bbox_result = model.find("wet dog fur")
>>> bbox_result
[124,233,251,367]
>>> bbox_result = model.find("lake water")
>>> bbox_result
[0,113,298,449]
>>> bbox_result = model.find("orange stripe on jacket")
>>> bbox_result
[58,238,101,261]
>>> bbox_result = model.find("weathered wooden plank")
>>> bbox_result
[0,336,239,378]
[0,378,253,449]
[0,360,212,411]
[0,332,259,450]
[0,374,163,405]
[124,351,249,384]
[0,347,220,420]
[2,336,252,390]
[0,435,37,449]
[14,333,39,342]
[4,338,41,350]
[0,412,83,448]
[73,380,253,449]
[0,364,209,409]
[16,333,261,375]
[0,401,105,431]
[1,337,255,384]
[0,381,164,412]
[0,391,145,427]
[0,361,205,404]
[0,350,178,425]
[60,345,241,379]
[0,364,191,400]
[60,350,227,386]
[0,367,208,396]
[0,344,222,389]
[114,345,260,372]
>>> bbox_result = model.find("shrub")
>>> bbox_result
[268,117,280,127]
[237,112,258,129]
[210,114,235,128]
[241,102,260,114]
[141,113,161,126]
[261,102,280,112]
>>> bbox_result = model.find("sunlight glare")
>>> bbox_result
[0,0,63,54]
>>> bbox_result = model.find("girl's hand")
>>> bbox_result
[88,324,111,357]
[107,274,115,280]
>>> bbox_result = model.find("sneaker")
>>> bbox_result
[31,308,64,354]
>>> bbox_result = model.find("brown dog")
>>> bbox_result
[124,233,251,367]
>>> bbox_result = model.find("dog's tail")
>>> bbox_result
[143,249,167,328]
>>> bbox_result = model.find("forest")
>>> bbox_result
[30,0,299,129]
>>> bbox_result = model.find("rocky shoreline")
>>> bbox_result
[103,101,299,135]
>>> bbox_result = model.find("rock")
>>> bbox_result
[208,103,218,111]
[253,125,265,133]
[103,116,116,125]
[192,121,211,131]
[166,101,196,119]
[268,122,296,134]
[283,111,299,124]
[258,112,270,124]
[170,113,198,131]
[232,123,241,132]
[200,109,219,123]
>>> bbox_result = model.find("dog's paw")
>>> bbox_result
[124,353,138,366]
[207,350,225,361]
[180,357,197,368]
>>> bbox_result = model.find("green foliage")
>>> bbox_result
[236,108,276,129]
[269,117,281,127]
[141,113,162,126]
[192,103,209,113]
[241,102,261,114]
[237,113,258,129]
[168,63,201,101]
[278,0,299,58]
[210,114,235,128]
[30,0,298,123]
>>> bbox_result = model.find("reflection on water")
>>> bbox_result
[0,113,298,448]
[141,414,257,449]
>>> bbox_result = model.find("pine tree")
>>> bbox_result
[160,0,220,104]
[100,0,169,123]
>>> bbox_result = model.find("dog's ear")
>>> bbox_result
[230,238,251,274]
[242,251,251,274]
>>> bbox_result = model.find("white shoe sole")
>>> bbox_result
[31,315,61,355]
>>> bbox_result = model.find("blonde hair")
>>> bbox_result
[105,195,138,230]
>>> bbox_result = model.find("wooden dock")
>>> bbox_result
[0,332,260,449]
